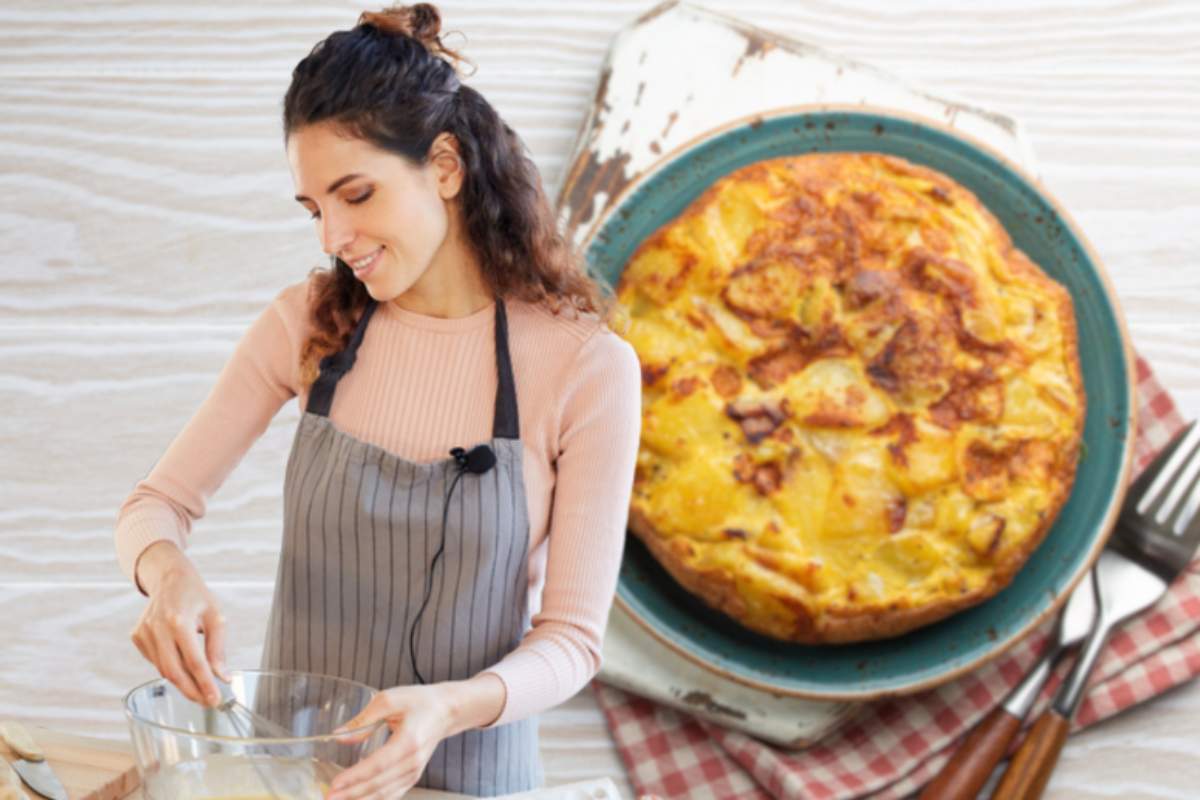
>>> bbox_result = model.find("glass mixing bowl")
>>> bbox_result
[124,670,388,800]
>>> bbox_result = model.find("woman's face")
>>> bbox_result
[287,121,465,303]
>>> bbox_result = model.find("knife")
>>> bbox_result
[0,722,67,800]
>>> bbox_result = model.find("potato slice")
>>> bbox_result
[0,723,43,763]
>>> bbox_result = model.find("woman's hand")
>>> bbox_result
[326,684,454,799]
[129,541,229,707]
[327,673,506,800]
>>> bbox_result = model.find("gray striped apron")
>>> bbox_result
[261,297,542,795]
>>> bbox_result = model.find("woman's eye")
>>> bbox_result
[305,189,371,220]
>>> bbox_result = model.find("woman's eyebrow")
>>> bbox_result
[294,173,365,202]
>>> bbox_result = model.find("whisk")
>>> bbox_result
[214,678,335,799]
[214,678,295,739]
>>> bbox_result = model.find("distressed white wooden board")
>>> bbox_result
[557,3,1041,249]
[579,0,1051,747]
[0,2,1197,799]
[576,0,1200,768]
[602,603,858,747]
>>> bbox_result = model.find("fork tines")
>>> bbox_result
[1117,420,1200,582]
[1134,421,1200,534]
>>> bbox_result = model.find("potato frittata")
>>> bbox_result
[616,152,1085,644]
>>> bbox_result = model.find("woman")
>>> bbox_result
[116,5,641,797]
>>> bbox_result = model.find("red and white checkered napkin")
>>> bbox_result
[595,355,1200,799]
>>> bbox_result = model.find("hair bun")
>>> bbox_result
[358,4,470,75]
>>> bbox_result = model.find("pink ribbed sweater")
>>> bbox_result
[114,276,642,727]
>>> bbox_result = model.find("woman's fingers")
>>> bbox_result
[328,737,420,800]
[333,714,386,744]
[130,613,153,663]
[329,765,410,799]
[332,726,374,745]
[334,694,396,741]
[329,764,419,800]
[151,628,204,704]
[128,561,231,707]
[202,606,230,683]
[175,613,221,706]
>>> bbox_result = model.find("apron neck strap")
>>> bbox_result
[305,297,521,441]
[492,298,519,440]
[305,300,378,418]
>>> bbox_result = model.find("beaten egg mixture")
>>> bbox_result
[616,152,1085,643]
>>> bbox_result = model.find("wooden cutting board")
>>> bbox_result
[1,725,139,800]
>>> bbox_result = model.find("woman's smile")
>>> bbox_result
[349,246,384,280]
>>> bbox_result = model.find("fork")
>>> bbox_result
[918,569,1096,800]
[990,420,1200,799]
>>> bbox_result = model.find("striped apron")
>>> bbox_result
[260,297,542,795]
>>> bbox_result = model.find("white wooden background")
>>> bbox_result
[1,1,1197,798]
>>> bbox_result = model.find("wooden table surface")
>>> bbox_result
[1,2,1197,798]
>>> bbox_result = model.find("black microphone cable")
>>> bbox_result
[408,445,495,685]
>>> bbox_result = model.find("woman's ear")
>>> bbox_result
[429,132,465,200]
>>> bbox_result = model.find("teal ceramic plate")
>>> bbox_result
[585,107,1136,700]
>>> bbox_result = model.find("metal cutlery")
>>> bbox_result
[215,677,297,740]
[991,420,1200,799]
[919,569,1097,800]
[0,721,68,800]
[213,678,337,799]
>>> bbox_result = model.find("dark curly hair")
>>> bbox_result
[283,3,612,385]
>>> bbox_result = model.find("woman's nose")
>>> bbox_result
[320,211,354,256]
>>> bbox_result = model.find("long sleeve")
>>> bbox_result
[482,327,642,726]
[114,287,304,590]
